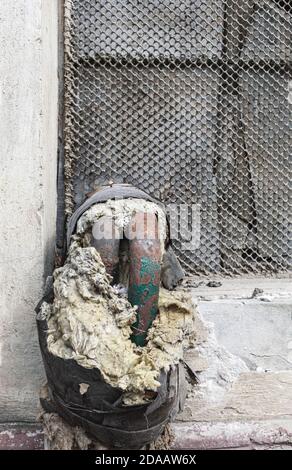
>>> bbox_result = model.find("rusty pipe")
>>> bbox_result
[127,212,161,347]
[91,216,121,283]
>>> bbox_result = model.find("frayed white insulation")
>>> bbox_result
[42,240,197,405]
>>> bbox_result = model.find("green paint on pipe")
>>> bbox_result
[129,256,160,347]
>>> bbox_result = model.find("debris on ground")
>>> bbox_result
[206,280,222,288]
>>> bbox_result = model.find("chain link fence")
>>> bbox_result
[63,0,292,275]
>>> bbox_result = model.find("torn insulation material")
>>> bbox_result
[76,198,168,256]
[41,241,196,405]
[37,194,195,448]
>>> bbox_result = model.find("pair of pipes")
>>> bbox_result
[92,212,161,347]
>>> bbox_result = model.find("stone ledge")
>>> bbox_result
[198,299,292,372]
[1,420,292,450]
[178,371,292,423]
[189,277,292,301]
[172,420,292,450]
[0,424,43,450]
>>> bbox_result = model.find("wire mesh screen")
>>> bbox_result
[63,0,292,275]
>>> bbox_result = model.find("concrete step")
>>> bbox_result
[178,371,292,423]
[185,277,292,300]
[171,282,292,449]
[173,419,292,450]
[199,298,292,372]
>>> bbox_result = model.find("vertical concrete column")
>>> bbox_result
[0,0,59,421]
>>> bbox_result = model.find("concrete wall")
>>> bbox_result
[0,0,59,421]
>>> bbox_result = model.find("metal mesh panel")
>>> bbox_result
[63,0,292,275]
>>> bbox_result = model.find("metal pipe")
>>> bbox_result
[91,216,121,283]
[127,212,161,347]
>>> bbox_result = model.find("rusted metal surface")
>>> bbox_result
[127,212,161,346]
[91,216,121,283]
[90,208,163,346]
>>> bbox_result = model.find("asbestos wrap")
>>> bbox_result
[37,283,191,448]
[40,240,195,404]
[76,198,167,256]
[38,322,184,449]
[37,193,193,448]
[37,249,194,447]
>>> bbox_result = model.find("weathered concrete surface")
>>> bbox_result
[189,279,292,372]
[0,0,58,421]
[1,419,292,450]
[0,424,43,450]
[199,299,292,371]
[187,277,292,300]
[179,370,292,422]
[175,286,292,436]
[173,420,292,450]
